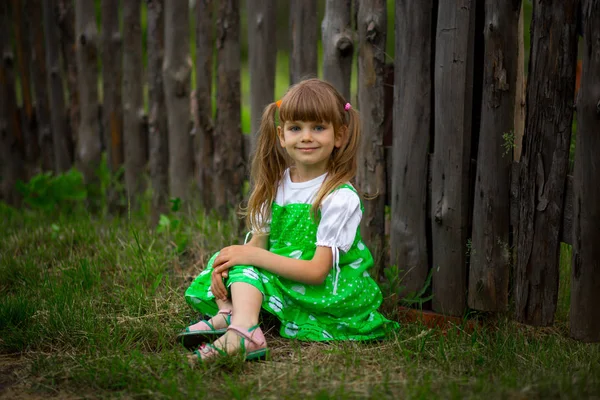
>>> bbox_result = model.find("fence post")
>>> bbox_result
[356,0,386,276]
[289,0,318,84]
[12,0,38,174]
[102,0,124,173]
[390,0,434,297]
[213,0,243,217]
[57,0,78,158]
[0,1,25,205]
[468,0,520,312]
[147,0,169,223]
[74,0,102,185]
[431,0,476,316]
[28,0,54,172]
[42,0,71,173]
[514,0,578,326]
[247,0,276,156]
[570,0,600,342]
[195,0,215,209]
[322,0,353,100]
[164,1,193,201]
[122,0,146,201]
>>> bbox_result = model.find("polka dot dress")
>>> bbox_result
[184,182,399,341]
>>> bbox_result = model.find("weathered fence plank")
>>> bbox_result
[148,0,169,223]
[74,0,102,184]
[102,0,124,172]
[28,0,53,172]
[390,0,434,296]
[123,0,146,200]
[570,0,600,342]
[468,0,521,312]
[322,0,353,100]
[431,0,476,316]
[356,0,387,275]
[214,0,243,217]
[42,0,71,173]
[195,0,215,208]
[289,0,318,84]
[57,0,78,156]
[247,0,276,156]
[0,1,25,205]
[164,1,193,201]
[514,0,578,326]
[12,0,38,172]
[514,2,526,162]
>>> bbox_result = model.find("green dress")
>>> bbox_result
[184,171,398,341]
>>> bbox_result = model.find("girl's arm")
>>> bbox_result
[212,245,332,285]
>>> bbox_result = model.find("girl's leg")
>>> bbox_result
[187,297,233,331]
[209,282,263,353]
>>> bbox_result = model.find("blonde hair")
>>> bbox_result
[243,78,361,233]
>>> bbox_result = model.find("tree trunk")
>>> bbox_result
[122,0,146,200]
[148,0,169,224]
[289,0,318,84]
[570,0,600,342]
[431,0,476,316]
[247,0,276,156]
[57,0,77,158]
[515,0,578,326]
[28,0,53,172]
[0,1,25,205]
[322,0,353,100]
[164,0,193,200]
[43,0,71,173]
[214,0,243,217]
[356,0,387,277]
[74,0,102,185]
[195,0,215,209]
[12,0,38,174]
[468,0,520,312]
[102,0,123,172]
[390,0,434,296]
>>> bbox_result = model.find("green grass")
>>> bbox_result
[1,197,599,399]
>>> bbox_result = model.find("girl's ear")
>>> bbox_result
[277,125,285,147]
[334,126,347,148]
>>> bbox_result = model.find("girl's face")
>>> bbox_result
[277,120,343,175]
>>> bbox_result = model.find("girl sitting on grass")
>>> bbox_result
[179,78,398,363]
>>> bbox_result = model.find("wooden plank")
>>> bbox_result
[195,0,215,209]
[322,0,353,100]
[164,0,193,200]
[102,0,124,172]
[390,0,434,297]
[570,0,600,342]
[356,0,387,277]
[468,0,521,313]
[74,0,102,185]
[214,0,243,217]
[514,0,578,326]
[247,0,276,157]
[289,0,317,84]
[431,0,476,316]
[513,2,526,162]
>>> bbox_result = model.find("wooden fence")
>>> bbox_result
[0,0,598,342]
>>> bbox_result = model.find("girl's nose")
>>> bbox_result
[300,129,313,141]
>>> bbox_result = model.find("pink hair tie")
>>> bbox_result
[344,103,352,111]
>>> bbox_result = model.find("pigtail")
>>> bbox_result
[243,102,287,232]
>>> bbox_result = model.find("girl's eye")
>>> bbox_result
[314,125,325,132]
[288,126,300,132]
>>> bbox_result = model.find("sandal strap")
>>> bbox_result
[227,325,265,347]
[217,309,232,316]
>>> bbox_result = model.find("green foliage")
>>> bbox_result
[502,130,516,157]
[15,169,87,212]
[380,264,434,310]
[156,198,189,254]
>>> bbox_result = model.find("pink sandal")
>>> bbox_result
[177,309,232,349]
[192,324,269,363]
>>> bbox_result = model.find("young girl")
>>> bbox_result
[179,78,398,363]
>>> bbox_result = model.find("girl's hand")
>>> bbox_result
[211,270,228,301]
[213,245,258,274]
